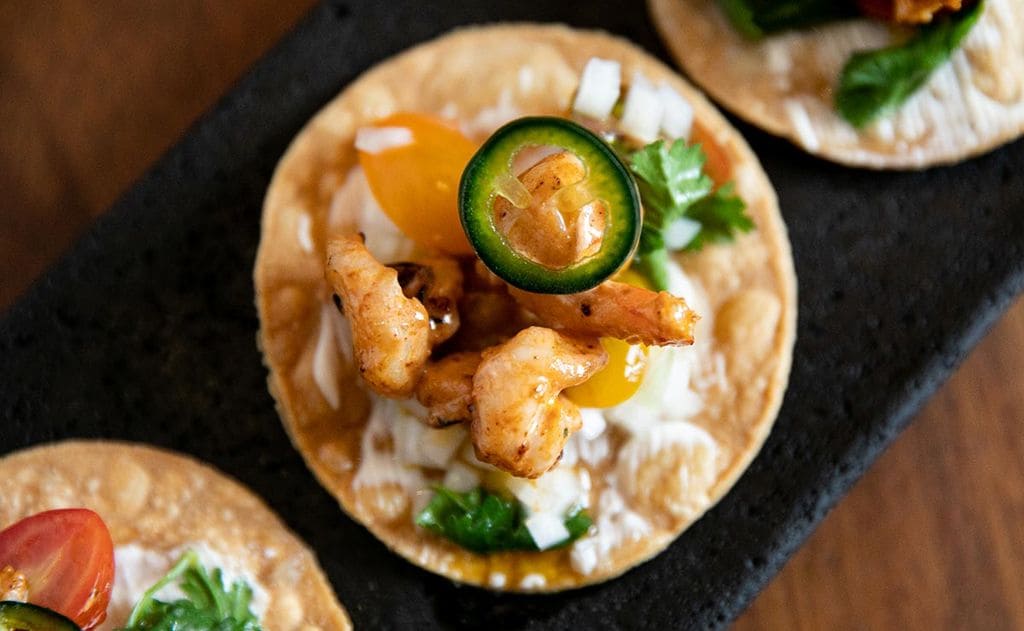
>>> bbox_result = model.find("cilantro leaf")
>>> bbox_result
[415,486,591,553]
[120,550,260,631]
[684,183,754,251]
[836,1,984,128]
[717,0,857,38]
[626,139,753,290]
[629,139,712,284]
[630,139,713,217]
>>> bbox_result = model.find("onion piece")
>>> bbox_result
[620,72,664,144]
[572,58,621,120]
[658,84,694,141]
[663,217,701,249]
[525,512,572,550]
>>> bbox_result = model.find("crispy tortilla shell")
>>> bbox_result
[0,441,351,631]
[649,0,1024,169]
[255,24,796,591]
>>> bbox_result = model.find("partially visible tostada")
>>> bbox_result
[0,441,351,630]
[649,0,1024,169]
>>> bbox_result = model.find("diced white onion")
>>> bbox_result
[607,347,701,434]
[620,72,664,144]
[569,486,651,576]
[353,398,425,491]
[572,58,621,120]
[658,84,694,141]
[663,217,701,249]
[525,512,571,550]
[354,126,413,154]
[519,573,547,589]
[503,468,582,517]
[570,538,599,575]
[442,461,481,492]
[579,408,607,440]
[488,572,507,589]
[392,407,465,468]
[576,431,611,467]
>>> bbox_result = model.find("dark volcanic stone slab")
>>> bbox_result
[1,2,1022,629]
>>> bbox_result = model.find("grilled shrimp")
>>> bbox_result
[494,151,606,268]
[0,566,28,602]
[390,257,463,346]
[509,280,698,347]
[415,351,481,427]
[325,234,430,397]
[471,327,607,478]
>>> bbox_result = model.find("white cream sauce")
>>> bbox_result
[312,303,342,409]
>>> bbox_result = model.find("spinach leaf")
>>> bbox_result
[717,0,857,38]
[415,486,591,553]
[836,1,984,127]
[120,550,260,631]
[627,139,753,290]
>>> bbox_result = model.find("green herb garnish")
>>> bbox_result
[685,183,755,251]
[627,139,753,290]
[120,550,260,631]
[717,0,858,38]
[835,1,984,127]
[415,486,591,553]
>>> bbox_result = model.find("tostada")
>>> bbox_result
[255,24,796,591]
[649,0,1024,168]
[0,441,351,630]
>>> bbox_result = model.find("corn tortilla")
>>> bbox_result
[254,24,796,591]
[0,441,352,631]
[649,0,1024,169]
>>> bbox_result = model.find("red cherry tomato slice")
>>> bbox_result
[0,508,114,630]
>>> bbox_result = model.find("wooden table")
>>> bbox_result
[2,3,1021,629]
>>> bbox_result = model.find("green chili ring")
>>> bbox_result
[459,116,641,294]
[0,602,81,631]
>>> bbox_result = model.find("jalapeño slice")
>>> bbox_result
[459,117,640,294]
[0,602,81,631]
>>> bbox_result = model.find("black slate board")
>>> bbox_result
[1,1,1022,629]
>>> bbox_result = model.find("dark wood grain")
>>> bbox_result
[0,1,316,307]
[1,3,1021,629]
[734,297,1024,631]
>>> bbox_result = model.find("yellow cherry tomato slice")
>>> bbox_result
[613,266,652,290]
[358,112,477,255]
[565,337,648,408]
[567,265,651,408]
